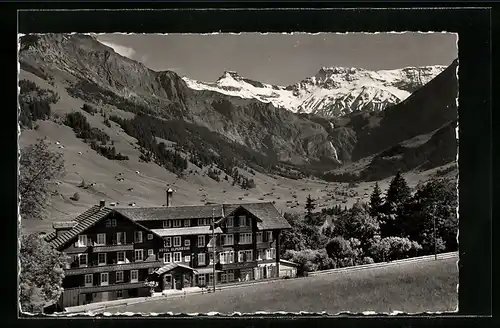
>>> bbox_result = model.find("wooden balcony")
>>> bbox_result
[64,282,146,293]
[221,261,257,270]
[64,259,162,276]
[225,226,252,233]
[92,244,134,253]
[256,241,272,249]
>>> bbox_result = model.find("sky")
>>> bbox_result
[95,33,458,86]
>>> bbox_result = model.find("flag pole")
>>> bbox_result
[212,207,216,293]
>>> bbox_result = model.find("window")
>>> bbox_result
[97,233,106,245]
[258,249,265,261]
[266,248,276,260]
[98,253,106,266]
[198,218,208,226]
[221,234,234,246]
[116,232,126,245]
[221,272,227,283]
[173,220,182,228]
[219,251,234,264]
[245,250,253,262]
[147,233,153,240]
[106,219,111,228]
[239,250,253,262]
[208,273,214,284]
[78,254,88,267]
[134,249,144,261]
[117,251,125,263]
[164,237,171,247]
[184,239,191,247]
[107,219,117,227]
[197,235,205,247]
[148,249,154,257]
[164,253,172,263]
[111,218,117,227]
[116,290,123,298]
[84,274,93,287]
[184,255,191,263]
[173,236,181,247]
[173,252,182,263]
[239,233,252,244]
[116,271,124,282]
[100,273,109,286]
[256,232,263,243]
[266,231,273,242]
[227,216,234,227]
[239,215,247,227]
[184,219,191,227]
[198,253,206,265]
[130,270,138,283]
[134,231,143,243]
[77,235,88,247]
[198,274,206,286]
[163,220,172,228]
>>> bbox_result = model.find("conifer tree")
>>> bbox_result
[369,182,384,217]
[385,171,412,211]
[305,194,316,217]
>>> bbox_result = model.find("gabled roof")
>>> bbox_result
[115,205,224,221]
[46,206,162,251]
[47,206,114,250]
[45,205,104,243]
[222,202,292,230]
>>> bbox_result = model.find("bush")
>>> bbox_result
[70,192,80,201]
[362,256,375,264]
[368,236,422,262]
[325,236,364,268]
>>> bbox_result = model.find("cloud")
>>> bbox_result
[98,40,136,59]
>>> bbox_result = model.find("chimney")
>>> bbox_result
[99,200,106,207]
[166,188,174,207]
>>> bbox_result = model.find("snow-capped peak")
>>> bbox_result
[183,65,447,118]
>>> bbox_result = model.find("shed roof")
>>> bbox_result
[154,263,198,276]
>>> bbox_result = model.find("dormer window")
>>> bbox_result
[226,216,234,227]
[239,215,248,227]
[173,220,182,228]
[163,220,172,228]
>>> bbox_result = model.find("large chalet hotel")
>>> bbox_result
[44,192,292,308]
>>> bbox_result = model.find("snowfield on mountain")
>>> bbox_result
[183,65,446,118]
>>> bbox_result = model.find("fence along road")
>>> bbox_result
[308,252,458,277]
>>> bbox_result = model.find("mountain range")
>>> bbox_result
[184,65,446,118]
[18,33,458,182]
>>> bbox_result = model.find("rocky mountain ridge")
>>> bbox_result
[18,33,457,181]
[183,64,446,118]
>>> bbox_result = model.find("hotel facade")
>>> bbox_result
[45,199,292,308]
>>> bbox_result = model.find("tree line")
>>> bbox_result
[64,111,129,161]
[280,172,458,275]
[19,79,60,129]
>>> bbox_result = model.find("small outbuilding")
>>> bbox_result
[279,259,299,278]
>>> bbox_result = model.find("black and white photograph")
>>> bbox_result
[18,30,459,316]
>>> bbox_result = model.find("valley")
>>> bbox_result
[17,33,458,235]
